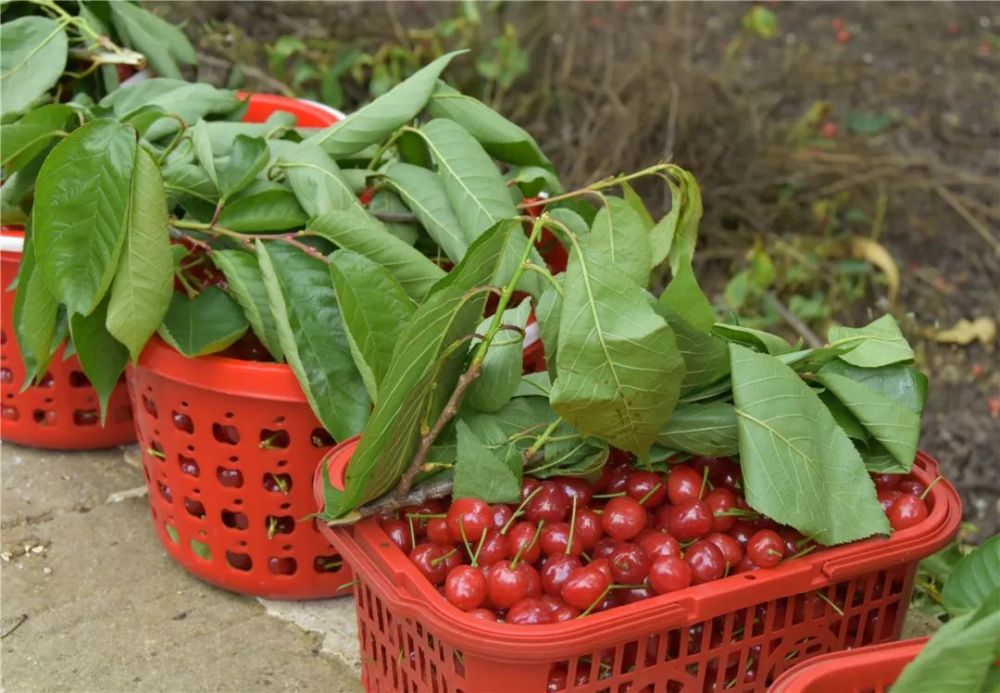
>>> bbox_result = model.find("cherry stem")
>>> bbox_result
[592,492,627,499]
[501,486,543,535]
[459,519,475,565]
[639,482,663,506]
[815,591,845,616]
[920,476,943,501]
[609,583,648,590]
[789,544,818,560]
[565,497,578,556]
[577,586,612,618]
[470,528,488,567]
[698,466,711,499]
[713,508,761,519]
[510,519,544,570]
[429,548,458,568]
[405,513,447,519]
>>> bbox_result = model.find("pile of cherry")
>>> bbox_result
[377,456,932,626]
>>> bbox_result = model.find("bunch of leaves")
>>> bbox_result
[0,0,195,115]
[893,535,1000,692]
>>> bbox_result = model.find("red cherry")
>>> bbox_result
[654,503,674,530]
[667,499,713,541]
[547,666,568,693]
[551,601,581,622]
[588,558,614,583]
[507,598,555,625]
[648,556,692,594]
[541,554,583,596]
[507,521,542,564]
[593,537,618,560]
[521,477,541,501]
[447,498,492,543]
[468,608,497,621]
[888,495,928,530]
[490,504,513,529]
[525,482,569,523]
[871,473,900,490]
[877,488,902,512]
[445,565,487,611]
[597,465,629,494]
[729,521,755,547]
[899,479,926,497]
[667,465,702,505]
[402,501,442,534]
[540,522,582,557]
[609,543,650,584]
[488,559,533,609]
[735,554,758,574]
[476,530,511,566]
[705,488,737,532]
[639,531,681,561]
[705,532,743,569]
[747,530,784,568]
[383,519,414,554]
[427,518,452,546]
[561,566,611,610]
[573,509,603,549]
[553,477,593,507]
[521,564,543,598]
[409,543,455,585]
[626,470,666,508]
[619,585,655,604]
[602,496,647,541]
[685,540,726,584]
[778,528,806,557]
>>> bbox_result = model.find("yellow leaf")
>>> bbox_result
[927,318,997,347]
[850,236,899,303]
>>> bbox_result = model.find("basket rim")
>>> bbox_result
[769,636,929,692]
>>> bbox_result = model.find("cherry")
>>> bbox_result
[747,530,784,568]
[871,473,900,490]
[447,498,491,543]
[609,543,650,584]
[402,501,442,534]
[619,585,655,604]
[547,666,569,693]
[602,496,647,541]
[626,470,666,508]
[522,564,543,599]
[654,503,674,530]
[445,565,487,611]
[521,477,541,501]
[525,482,569,523]
[589,558,613,582]
[639,531,681,561]
[550,601,580,622]
[667,465,702,505]
[597,465,629,494]
[888,495,928,530]
[705,488,737,532]
[877,488,902,513]
[705,532,743,569]
[490,504,513,530]
[685,540,726,584]
[735,554,758,574]
[383,519,414,554]
[553,477,593,507]
[593,537,618,560]
[427,518,452,546]
[468,608,497,621]
[507,598,554,625]
[648,556,691,594]
[707,458,742,491]
[779,528,805,557]
[561,566,611,610]
[667,499,713,541]
[899,479,926,497]
[540,522,582,557]
[476,530,510,566]
[410,544,456,585]
[573,509,603,549]
[541,554,583,596]
[729,521,755,547]
[487,559,534,609]
[507,521,542,564]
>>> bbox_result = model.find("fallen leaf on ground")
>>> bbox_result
[926,317,997,347]
[850,236,899,302]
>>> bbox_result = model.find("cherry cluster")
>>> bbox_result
[377,457,932,626]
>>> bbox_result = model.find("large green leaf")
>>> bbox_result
[829,314,914,367]
[204,111,297,155]
[101,80,242,142]
[212,250,284,361]
[419,118,518,243]
[587,196,651,287]
[535,278,562,378]
[163,160,217,207]
[309,51,463,158]
[426,81,552,168]
[465,299,532,413]
[308,208,445,300]
[108,1,195,80]
[367,190,418,245]
[648,174,681,269]
[280,143,364,217]
[34,119,136,316]
[660,259,715,332]
[190,120,218,188]
[452,421,522,504]
[328,249,415,402]
[942,536,1000,616]
[70,297,128,420]
[712,322,795,355]
[657,401,739,457]
[1,104,74,172]
[105,147,172,361]
[256,242,369,441]
[655,304,730,395]
[730,344,889,544]
[158,286,249,357]
[665,166,702,273]
[384,161,466,262]
[549,244,686,455]
[12,232,58,386]
[0,17,68,115]
[323,220,523,519]
[217,135,269,201]
[217,187,307,232]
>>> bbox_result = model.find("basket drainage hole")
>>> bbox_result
[147,441,165,460]
[259,428,290,449]
[164,524,180,544]
[263,473,292,494]
[226,551,253,571]
[212,423,240,445]
[314,555,343,573]
[221,509,248,530]
[311,428,335,448]
[2,405,19,421]
[743,574,757,580]
[172,410,194,434]
[0,367,12,384]
[178,455,200,477]
[157,482,173,503]
[69,371,91,387]
[217,467,244,488]
[73,409,100,426]
[190,539,212,560]
[37,372,54,388]
[184,497,206,518]
[266,515,295,537]
[142,395,158,418]
[32,409,55,425]
[268,557,297,575]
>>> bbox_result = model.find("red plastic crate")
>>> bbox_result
[1,227,136,449]
[769,637,929,693]
[314,439,961,692]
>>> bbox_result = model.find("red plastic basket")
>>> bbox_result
[313,440,961,692]
[769,637,929,693]
[1,227,136,449]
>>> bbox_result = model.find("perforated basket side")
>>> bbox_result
[769,637,929,693]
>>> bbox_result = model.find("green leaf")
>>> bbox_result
[819,361,928,414]
[309,51,464,157]
[217,187,307,232]
[513,371,551,398]
[1,104,74,171]
[653,302,730,396]
[452,421,522,504]
[256,242,369,441]
[368,190,418,245]
[204,111,297,155]
[280,143,363,217]
[506,165,564,196]
[419,118,518,243]
[535,278,562,377]
[12,232,58,385]
[163,160,217,206]
[0,17,68,115]
[819,390,869,441]
[829,314,914,367]
[649,176,681,269]
[660,259,715,332]
[217,135,269,201]
[34,119,136,316]
[587,196,651,287]
[712,322,795,355]
[308,208,446,300]
[212,250,284,361]
[108,1,195,79]
[621,180,655,232]
[665,166,702,273]
[323,219,524,519]
[190,120,218,188]
[657,401,739,457]
[329,249,415,402]
[101,80,242,142]
[466,300,532,413]
[105,146,172,361]
[70,296,128,421]
[384,161,466,262]
[540,425,609,480]
[730,344,889,545]
[942,536,1000,617]
[158,286,249,357]
[549,244,686,455]
[427,81,552,168]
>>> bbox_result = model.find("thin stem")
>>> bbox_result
[524,417,563,460]
[522,262,564,297]
[565,497,578,556]
[519,163,673,209]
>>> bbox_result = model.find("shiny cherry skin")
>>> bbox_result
[488,559,533,609]
[735,554,758,574]
[619,585,655,604]
[446,498,492,543]
[597,465,630,494]
[445,565,487,611]
[899,479,926,496]
[521,477,541,501]
[626,470,667,508]
[602,496,647,541]
[747,530,785,568]
[706,532,743,569]
[639,531,682,561]
[382,519,413,554]
[667,465,703,505]
[888,494,928,530]
[871,473,900,491]
[648,556,692,594]
[685,540,726,584]
[476,530,510,566]
[550,601,581,622]
[729,521,755,547]
[609,543,651,584]
[561,566,611,610]
[705,488,737,532]
[547,666,569,693]
[553,477,593,507]
[490,504,514,530]
[507,598,555,625]
[589,558,614,582]
[877,488,902,512]
[525,482,569,523]
[402,501,442,534]
[573,509,603,549]
[540,522,583,557]
[541,554,583,596]
[593,537,618,560]
[779,528,805,557]
[426,517,452,546]
[668,499,713,541]
[507,521,543,564]
[468,608,497,621]
[409,543,455,585]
